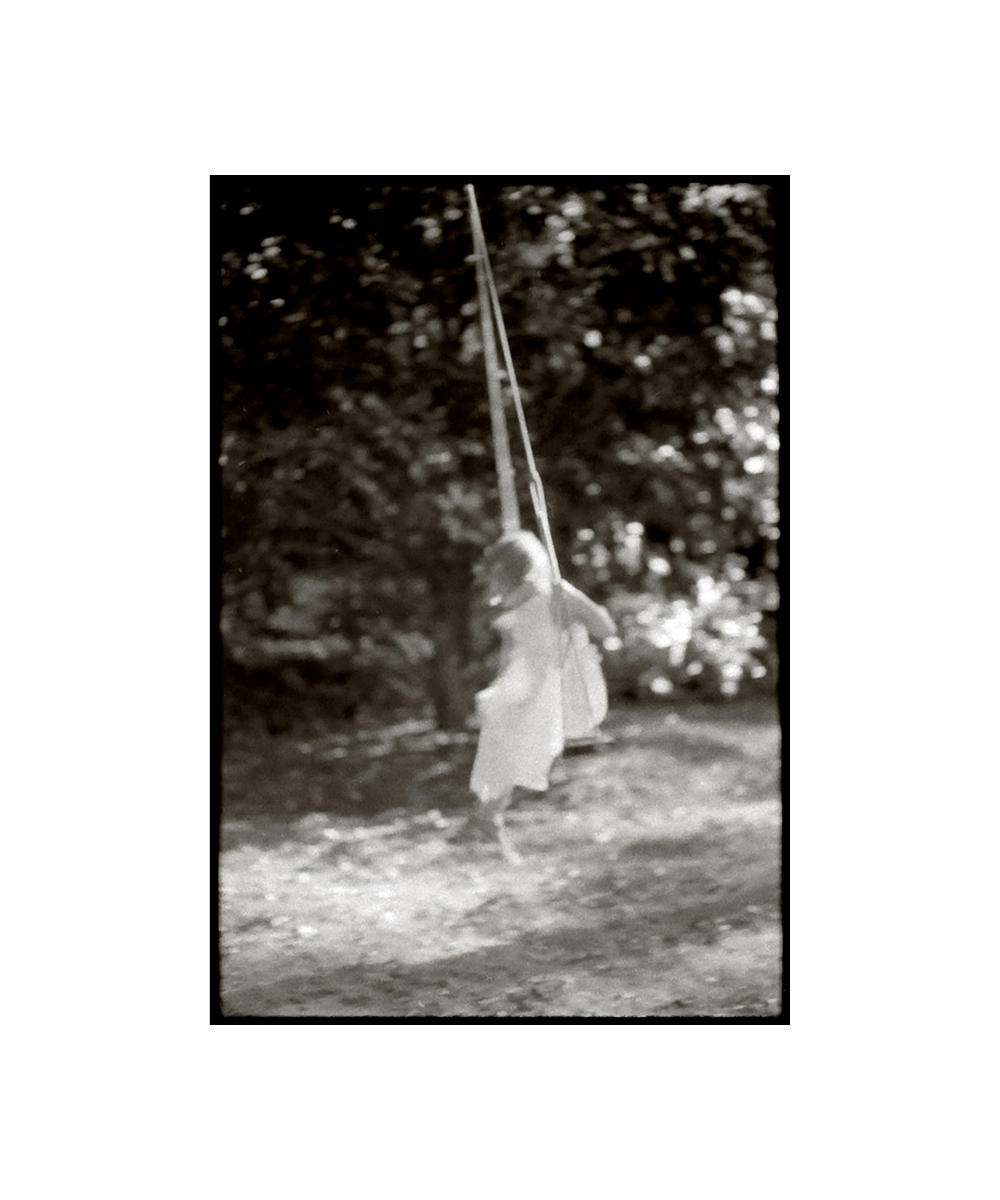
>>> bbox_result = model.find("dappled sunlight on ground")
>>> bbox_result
[220,700,782,1018]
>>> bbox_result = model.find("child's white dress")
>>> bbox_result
[470,587,608,802]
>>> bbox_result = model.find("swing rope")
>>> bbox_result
[465,184,602,738]
[469,211,520,535]
[465,185,561,582]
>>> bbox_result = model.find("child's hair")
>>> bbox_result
[482,530,552,598]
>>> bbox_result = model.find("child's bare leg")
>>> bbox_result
[451,791,504,839]
[455,790,521,862]
[484,791,521,863]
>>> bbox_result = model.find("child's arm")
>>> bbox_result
[477,593,552,716]
[557,580,617,640]
[476,655,546,715]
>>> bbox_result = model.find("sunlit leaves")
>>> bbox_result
[218,179,779,718]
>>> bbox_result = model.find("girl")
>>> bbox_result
[463,530,616,862]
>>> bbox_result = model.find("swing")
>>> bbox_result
[465,185,613,754]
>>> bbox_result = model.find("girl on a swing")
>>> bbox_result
[458,185,614,860]
[461,528,616,862]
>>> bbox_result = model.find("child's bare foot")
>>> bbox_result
[493,817,523,864]
[450,809,522,862]
[496,835,523,865]
[448,809,495,844]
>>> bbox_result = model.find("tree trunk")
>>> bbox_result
[428,580,471,730]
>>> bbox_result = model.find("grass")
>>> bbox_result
[219,697,783,1018]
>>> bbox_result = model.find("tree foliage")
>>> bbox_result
[217,178,780,729]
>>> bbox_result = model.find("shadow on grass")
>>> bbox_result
[222,893,778,1018]
[616,833,712,859]
[223,743,477,822]
[221,699,779,846]
[221,829,781,1018]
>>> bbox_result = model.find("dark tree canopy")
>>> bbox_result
[217,178,781,730]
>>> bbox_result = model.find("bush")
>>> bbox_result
[603,570,777,702]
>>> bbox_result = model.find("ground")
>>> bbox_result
[219,698,783,1018]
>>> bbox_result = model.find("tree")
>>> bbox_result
[217,178,780,728]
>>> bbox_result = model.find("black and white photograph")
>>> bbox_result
[214,176,786,1021]
[12,0,1000,1186]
